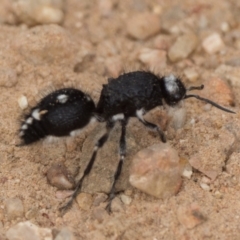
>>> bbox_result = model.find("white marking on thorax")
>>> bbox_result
[57,94,68,103]
[112,113,124,121]
[164,74,178,93]
[32,108,41,120]
[136,108,145,121]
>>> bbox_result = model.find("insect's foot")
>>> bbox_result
[59,198,74,215]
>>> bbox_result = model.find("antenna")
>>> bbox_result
[184,94,235,114]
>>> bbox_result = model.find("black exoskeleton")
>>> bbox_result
[18,71,235,214]
[19,88,95,145]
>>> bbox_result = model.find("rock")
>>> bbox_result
[111,197,124,212]
[189,129,234,181]
[129,143,182,198]
[126,12,161,40]
[10,0,65,26]
[168,33,198,62]
[167,107,187,130]
[202,33,225,54]
[177,203,207,229]
[215,64,240,88]
[0,68,18,88]
[201,77,234,107]
[5,197,24,220]
[161,6,186,34]
[47,163,75,190]
[200,182,210,191]
[182,165,193,179]
[120,194,132,205]
[18,95,28,110]
[54,228,76,240]
[6,221,52,240]
[55,190,74,199]
[76,192,93,211]
[183,68,199,82]
[138,48,167,72]
[12,25,77,66]
[93,193,108,207]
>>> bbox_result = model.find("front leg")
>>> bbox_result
[136,108,166,143]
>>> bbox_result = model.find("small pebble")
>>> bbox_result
[25,207,38,220]
[215,64,240,88]
[129,143,182,198]
[55,190,74,199]
[126,12,161,40]
[18,95,28,110]
[76,192,93,211]
[202,33,225,54]
[91,208,108,223]
[47,163,75,190]
[182,165,193,179]
[161,6,186,34]
[214,191,223,199]
[200,182,210,191]
[120,194,132,205]
[11,0,65,26]
[93,193,108,207]
[5,197,24,220]
[168,33,198,62]
[6,221,52,240]
[55,228,76,240]
[201,77,234,107]
[177,203,207,229]
[111,197,124,212]
[183,68,199,82]
[139,48,167,72]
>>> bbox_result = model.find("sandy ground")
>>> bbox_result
[1,0,240,239]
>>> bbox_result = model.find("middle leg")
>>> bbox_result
[105,117,128,213]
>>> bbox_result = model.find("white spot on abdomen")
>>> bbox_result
[57,94,68,104]
[32,108,41,120]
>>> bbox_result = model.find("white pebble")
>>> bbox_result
[18,95,28,110]
[120,194,132,205]
[200,182,210,191]
[202,33,225,54]
[182,166,193,179]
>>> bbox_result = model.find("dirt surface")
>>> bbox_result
[1,0,240,239]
